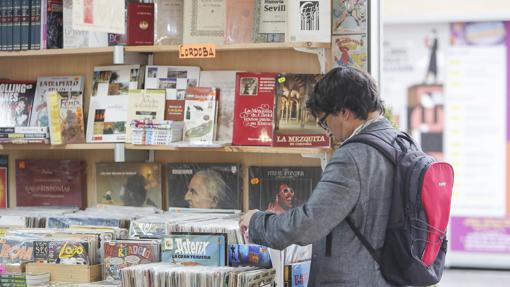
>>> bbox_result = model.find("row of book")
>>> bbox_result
[0,0,368,51]
[3,157,322,213]
[0,65,334,147]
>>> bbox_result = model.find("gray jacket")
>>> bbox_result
[249,119,398,287]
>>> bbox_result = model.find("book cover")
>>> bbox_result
[273,74,330,147]
[248,166,322,212]
[33,239,90,265]
[107,0,128,46]
[252,0,286,43]
[154,0,183,45]
[46,88,86,145]
[332,34,368,71]
[199,71,237,143]
[0,155,8,208]
[284,260,311,287]
[224,0,255,44]
[95,162,162,208]
[103,240,160,280]
[232,72,276,146]
[161,233,227,266]
[63,0,108,49]
[164,99,185,121]
[31,75,84,129]
[144,65,200,100]
[286,0,331,43]
[0,80,36,127]
[182,0,225,45]
[86,65,143,143]
[166,163,241,209]
[332,0,367,35]
[15,159,87,209]
[46,0,63,49]
[0,236,34,263]
[183,86,218,143]
[126,89,166,143]
[127,2,154,46]
[229,244,272,268]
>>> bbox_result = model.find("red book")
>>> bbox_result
[233,73,276,146]
[165,100,185,121]
[16,159,87,209]
[127,3,154,46]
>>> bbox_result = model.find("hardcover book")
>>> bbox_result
[46,0,63,49]
[166,163,241,209]
[126,89,166,143]
[232,72,276,146]
[86,65,143,143]
[144,65,200,100]
[253,0,286,43]
[286,0,331,43]
[332,34,368,71]
[0,80,36,127]
[95,162,162,208]
[199,71,238,143]
[248,166,322,212]
[161,233,227,266]
[224,0,255,44]
[273,74,330,147]
[32,76,85,142]
[127,2,154,46]
[332,0,367,35]
[0,155,8,208]
[15,159,87,209]
[63,0,108,49]
[103,240,160,280]
[182,0,225,45]
[183,86,218,143]
[154,0,183,45]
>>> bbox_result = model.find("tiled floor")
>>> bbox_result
[439,268,510,286]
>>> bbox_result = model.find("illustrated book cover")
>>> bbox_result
[0,80,36,127]
[161,232,227,266]
[273,74,330,147]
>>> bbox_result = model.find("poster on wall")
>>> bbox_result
[445,21,510,267]
[382,24,449,160]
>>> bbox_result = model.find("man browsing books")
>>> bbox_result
[240,66,402,286]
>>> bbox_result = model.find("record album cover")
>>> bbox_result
[248,166,322,212]
[161,232,227,266]
[166,163,241,209]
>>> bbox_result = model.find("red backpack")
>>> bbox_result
[344,132,454,286]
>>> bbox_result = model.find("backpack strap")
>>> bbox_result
[342,132,404,165]
[346,217,382,266]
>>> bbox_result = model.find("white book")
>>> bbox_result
[253,0,286,43]
[183,0,226,44]
[145,65,200,100]
[86,65,143,143]
[286,0,331,43]
[199,71,237,143]
[154,0,184,45]
[126,89,166,143]
[183,87,218,143]
[63,0,108,49]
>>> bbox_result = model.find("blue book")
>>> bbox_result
[47,216,122,228]
[12,0,21,50]
[6,0,13,50]
[284,260,311,287]
[0,0,4,51]
[162,233,227,266]
[20,0,29,50]
[229,244,272,268]
[29,0,41,50]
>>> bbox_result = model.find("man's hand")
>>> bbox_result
[239,209,259,242]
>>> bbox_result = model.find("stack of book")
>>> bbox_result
[130,120,184,145]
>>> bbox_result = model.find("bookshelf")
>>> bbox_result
[0,43,331,209]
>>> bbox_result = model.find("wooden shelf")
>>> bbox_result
[126,144,332,155]
[127,42,330,53]
[0,47,114,58]
[0,143,115,150]
[0,43,329,58]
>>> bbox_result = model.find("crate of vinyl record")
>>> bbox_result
[130,120,184,145]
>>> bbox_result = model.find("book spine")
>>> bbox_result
[0,0,5,51]
[0,133,48,138]
[0,138,49,144]
[41,0,46,49]
[12,0,21,50]
[20,0,29,50]
[6,0,13,50]
[0,126,48,133]
[29,0,40,49]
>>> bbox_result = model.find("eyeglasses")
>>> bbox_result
[317,112,330,131]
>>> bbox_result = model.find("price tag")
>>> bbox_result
[179,44,217,59]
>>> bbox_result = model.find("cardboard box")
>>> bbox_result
[26,263,102,283]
